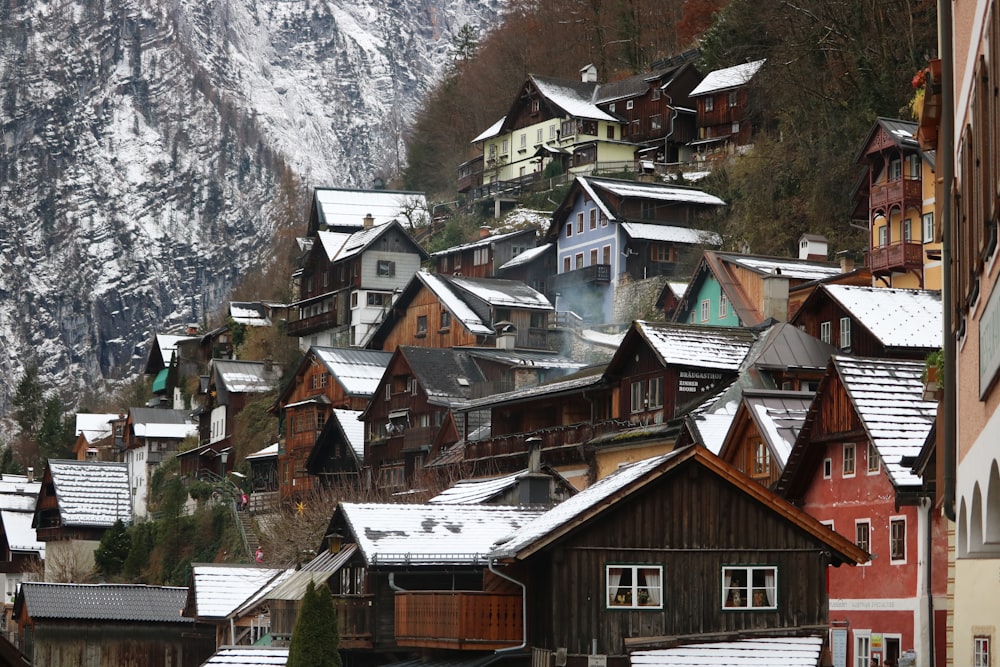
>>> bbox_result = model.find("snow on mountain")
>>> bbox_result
[0,0,504,419]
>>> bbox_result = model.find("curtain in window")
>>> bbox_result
[764,569,776,606]
[607,568,622,605]
[723,570,734,607]
[644,569,661,605]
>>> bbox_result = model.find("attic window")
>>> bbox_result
[457,377,470,386]
[531,99,539,113]
[626,100,634,110]
[377,260,395,277]
[652,88,661,101]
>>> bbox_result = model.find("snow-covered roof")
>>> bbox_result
[723,254,842,281]
[460,369,606,411]
[834,356,937,487]
[332,409,364,461]
[823,285,942,349]
[580,329,627,348]
[472,116,506,143]
[448,275,553,311]
[338,503,546,565]
[745,391,813,467]
[492,452,683,557]
[583,177,726,208]
[245,443,278,460]
[229,302,271,327]
[531,75,618,122]
[74,413,118,444]
[430,228,536,256]
[636,321,757,371]
[200,647,288,667]
[498,243,551,270]
[428,470,527,505]
[45,460,131,528]
[313,188,427,229]
[689,59,766,96]
[461,348,584,371]
[631,635,823,667]
[152,334,195,365]
[312,347,393,396]
[688,411,737,455]
[419,272,495,336]
[188,565,285,619]
[316,229,353,260]
[214,360,278,394]
[621,222,721,246]
[1,511,43,556]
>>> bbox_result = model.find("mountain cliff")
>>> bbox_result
[0,0,502,418]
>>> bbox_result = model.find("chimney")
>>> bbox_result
[837,250,856,273]
[363,213,374,229]
[479,225,492,239]
[26,467,33,483]
[517,437,554,505]
[762,269,790,322]
[580,63,597,83]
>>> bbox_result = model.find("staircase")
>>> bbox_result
[236,508,261,559]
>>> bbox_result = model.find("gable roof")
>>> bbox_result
[229,301,272,327]
[818,285,942,350]
[630,635,824,667]
[689,59,765,96]
[747,322,836,372]
[1,511,44,556]
[144,333,196,373]
[128,408,197,440]
[74,413,118,445]
[312,347,393,397]
[17,582,191,623]
[526,75,618,123]
[623,320,758,372]
[311,187,428,231]
[497,242,552,271]
[37,460,131,529]
[724,390,814,468]
[429,228,537,257]
[490,446,866,565]
[334,502,547,565]
[398,346,489,406]
[447,274,553,311]
[213,360,279,394]
[458,364,607,412]
[185,564,285,619]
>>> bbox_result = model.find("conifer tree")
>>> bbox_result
[287,580,341,667]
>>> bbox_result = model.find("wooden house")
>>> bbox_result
[485,445,866,667]
[199,358,280,453]
[70,413,118,462]
[789,284,941,359]
[543,175,723,324]
[244,444,278,504]
[143,332,197,408]
[431,227,539,279]
[32,460,131,581]
[304,408,365,487]
[13,582,214,667]
[495,242,556,300]
[361,346,487,491]
[368,271,554,352]
[288,192,429,349]
[688,59,765,161]
[774,356,946,667]
[717,389,813,489]
[122,408,197,518]
[0,477,42,625]
[182,565,285,647]
[849,117,941,290]
[274,347,391,500]
[672,248,848,327]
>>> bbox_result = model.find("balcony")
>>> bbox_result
[463,421,622,465]
[330,596,376,648]
[869,241,925,275]
[394,591,522,650]
[869,178,922,213]
[286,308,343,336]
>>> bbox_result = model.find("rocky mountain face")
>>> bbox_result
[0,0,502,418]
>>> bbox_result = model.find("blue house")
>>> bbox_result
[544,176,724,324]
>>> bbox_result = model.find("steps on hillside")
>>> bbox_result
[237,510,260,557]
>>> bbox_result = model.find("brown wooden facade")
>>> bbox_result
[378,285,483,352]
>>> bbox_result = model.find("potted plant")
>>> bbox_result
[924,349,943,399]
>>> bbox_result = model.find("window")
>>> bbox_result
[820,321,831,343]
[700,299,710,322]
[630,381,644,413]
[652,88,661,100]
[603,245,611,264]
[731,121,740,134]
[606,565,662,609]
[856,632,871,667]
[440,310,451,330]
[823,458,832,479]
[890,517,906,563]
[903,218,912,241]
[577,212,584,234]
[416,315,428,335]
[626,99,634,110]
[537,128,543,144]
[867,442,880,473]
[607,125,615,140]
[601,212,609,227]
[520,133,526,148]
[922,212,935,243]
[705,96,714,111]
[474,247,489,265]
[563,257,571,272]
[531,99,539,113]
[377,260,395,277]
[590,249,598,266]
[575,253,584,269]
[648,377,664,409]
[752,442,770,478]
[722,566,777,609]
[566,223,573,237]
[549,124,556,140]
[609,103,615,112]
[590,208,598,229]
[719,292,729,319]
[889,158,902,180]
[651,114,662,130]
[385,384,391,401]
[878,225,888,246]
[975,636,990,667]
[651,244,673,262]
[843,443,856,476]
[728,91,738,107]
[367,292,391,307]
[855,519,871,554]
[350,291,359,308]
[840,317,851,349]
[502,139,508,154]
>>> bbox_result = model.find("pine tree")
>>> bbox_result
[287,581,342,667]
[95,519,132,578]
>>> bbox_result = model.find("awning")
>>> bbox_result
[388,409,410,420]
[152,368,169,394]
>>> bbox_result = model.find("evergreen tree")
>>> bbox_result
[287,581,342,667]
[12,365,44,436]
[95,519,131,578]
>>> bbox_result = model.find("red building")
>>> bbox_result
[776,356,946,667]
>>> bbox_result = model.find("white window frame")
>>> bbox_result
[606,564,663,609]
[719,292,729,319]
[878,225,888,246]
[855,519,871,565]
[855,630,872,667]
[903,218,912,241]
[889,515,907,564]
[843,442,856,477]
[823,458,833,479]
[630,381,644,414]
[626,99,634,110]
[840,317,852,349]
[704,96,714,112]
[700,299,710,322]
[820,320,831,343]
[721,565,777,610]
[922,212,935,243]
[975,636,990,667]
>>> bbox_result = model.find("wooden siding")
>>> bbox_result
[794,300,884,357]
[23,623,215,667]
[522,462,833,657]
[721,411,783,488]
[394,591,522,649]
[380,286,480,351]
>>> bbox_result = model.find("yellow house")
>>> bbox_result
[850,117,942,290]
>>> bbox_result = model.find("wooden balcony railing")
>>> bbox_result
[869,241,924,274]
[463,421,622,464]
[286,309,343,336]
[869,178,922,210]
[394,591,522,650]
[333,596,376,648]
